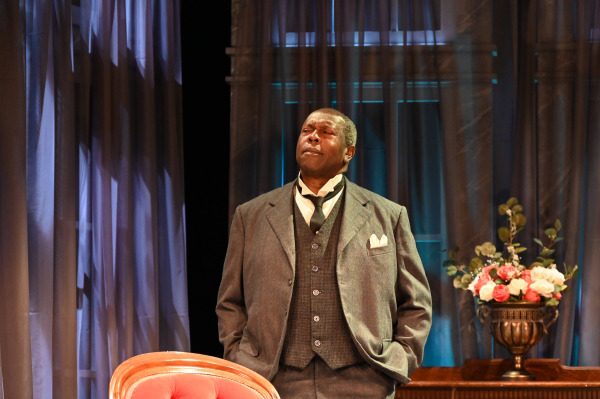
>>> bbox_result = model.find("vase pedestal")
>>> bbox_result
[477,302,559,381]
[501,357,535,381]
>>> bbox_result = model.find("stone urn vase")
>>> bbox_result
[477,302,559,381]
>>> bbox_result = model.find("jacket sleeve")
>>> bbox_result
[215,206,247,361]
[393,206,433,377]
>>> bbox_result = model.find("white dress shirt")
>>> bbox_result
[294,173,345,227]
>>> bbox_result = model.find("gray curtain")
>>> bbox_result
[0,1,188,398]
[227,0,600,367]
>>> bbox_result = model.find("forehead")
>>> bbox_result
[302,111,345,128]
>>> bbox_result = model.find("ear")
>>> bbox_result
[344,145,356,164]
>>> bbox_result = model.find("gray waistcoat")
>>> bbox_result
[280,192,363,370]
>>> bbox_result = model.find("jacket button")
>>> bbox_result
[314,340,321,347]
[312,289,320,296]
[311,243,319,250]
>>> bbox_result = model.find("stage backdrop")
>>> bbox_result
[0,1,188,398]
[227,0,600,368]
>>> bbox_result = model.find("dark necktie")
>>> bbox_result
[298,178,345,234]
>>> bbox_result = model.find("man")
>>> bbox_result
[216,108,432,398]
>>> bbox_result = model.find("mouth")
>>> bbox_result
[302,148,322,155]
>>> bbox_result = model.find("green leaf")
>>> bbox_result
[553,285,562,294]
[498,227,510,242]
[545,228,557,238]
[512,204,523,214]
[468,257,484,273]
[542,258,554,267]
[545,298,559,307]
[515,246,527,254]
[529,261,544,269]
[564,264,579,279]
[554,237,564,243]
[446,265,458,276]
[453,275,463,288]
[533,238,544,247]
[475,242,496,257]
[506,197,519,208]
[461,274,473,285]
[489,268,499,279]
[555,219,562,232]
[540,248,555,257]
[498,204,509,215]
[514,213,527,228]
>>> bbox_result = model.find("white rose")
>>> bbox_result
[508,278,529,296]
[530,266,547,281]
[545,268,565,285]
[529,279,555,298]
[467,276,479,294]
[479,281,496,301]
[531,265,565,286]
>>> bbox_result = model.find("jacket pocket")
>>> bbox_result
[367,245,393,257]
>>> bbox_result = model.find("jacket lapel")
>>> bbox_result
[338,181,371,257]
[265,179,371,269]
[266,183,296,272]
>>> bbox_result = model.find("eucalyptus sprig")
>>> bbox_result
[497,197,528,264]
[530,218,578,281]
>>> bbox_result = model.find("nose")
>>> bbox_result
[307,130,319,143]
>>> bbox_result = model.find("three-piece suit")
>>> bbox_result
[216,178,432,390]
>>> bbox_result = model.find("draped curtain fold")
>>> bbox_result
[229,0,600,367]
[0,1,188,398]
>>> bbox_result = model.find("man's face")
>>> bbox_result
[295,111,355,180]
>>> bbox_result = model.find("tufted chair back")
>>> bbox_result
[109,351,280,399]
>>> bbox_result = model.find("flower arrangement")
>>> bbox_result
[444,197,578,306]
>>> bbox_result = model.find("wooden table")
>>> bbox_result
[395,359,600,398]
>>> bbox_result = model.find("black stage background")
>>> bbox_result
[181,2,231,357]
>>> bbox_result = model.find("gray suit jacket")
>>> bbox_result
[216,179,432,384]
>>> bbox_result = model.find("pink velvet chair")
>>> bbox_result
[109,351,280,399]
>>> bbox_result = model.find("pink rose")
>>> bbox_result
[553,292,562,301]
[481,265,498,279]
[520,269,532,283]
[492,284,510,302]
[523,288,541,302]
[473,274,491,294]
[497,265,517,281]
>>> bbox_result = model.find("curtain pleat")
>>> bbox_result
[0,1,34,397]
[0,1,188,398]
[25,0,79,397]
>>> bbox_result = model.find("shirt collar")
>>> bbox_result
[297,173,344,197]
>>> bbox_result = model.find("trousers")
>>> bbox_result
[271,357,396,399]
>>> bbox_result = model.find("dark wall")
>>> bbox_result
[181,2,231,357]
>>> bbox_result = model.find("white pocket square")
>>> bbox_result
[369,233,388,249]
